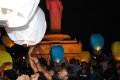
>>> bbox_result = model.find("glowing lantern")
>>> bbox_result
[5,7,46,46]
[0,50,13,70]
[79,51,91,63]
[50,45,64,63]
[2,35,14,48]
[0,0,40,27]
[0,44,6,51]
[112,41,120,61]
[90,34,104,55]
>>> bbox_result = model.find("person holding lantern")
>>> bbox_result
[28,45,68,80]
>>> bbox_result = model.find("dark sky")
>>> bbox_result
[0,0,120,56]
[39,0,120,52]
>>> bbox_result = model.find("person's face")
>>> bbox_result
[90,66,94,71]
[117,69,120,74]
[32,46,42,54]
[58,69,68,79]
[48,70,54,76]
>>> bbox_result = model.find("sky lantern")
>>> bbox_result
[50,45,64,63]
[79,51,91,63]
[5,7,46,46]
[0,0,46,46]
[2,35,14,48]
[0,0,40,27]
[112,41,120,61]
[0,44,6,51]
[90,34,104,55]
[0,50,13,70]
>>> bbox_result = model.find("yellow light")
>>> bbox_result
[56,58,60,63]
[96,46,101,51]
[79,51,91,63]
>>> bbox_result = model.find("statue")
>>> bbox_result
[46,0,63,33]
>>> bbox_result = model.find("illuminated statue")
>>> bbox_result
[46,0,63,32]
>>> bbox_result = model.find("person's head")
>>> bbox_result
[58,67,68,80]
[32,45,43,54]
[116,67,120,74]
[4,69,18,80]
[48,69,55,76]
[38,57,48,70]
[90,65,95,71]
[81,61,88,69]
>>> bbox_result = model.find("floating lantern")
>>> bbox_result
[5,7,46,46]
[79,51,91,63]
[0,44,6,51]
[2,35,14,48]
[0,50,13,70]
[50,45,64,63]
[112,41,120,61]
[90,34,104,55]
[0,0,40,27]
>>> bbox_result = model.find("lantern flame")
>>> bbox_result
[96,46,101,51]
[56,58,60,63]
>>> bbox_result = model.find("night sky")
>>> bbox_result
[40,0,120,53]
[0,0,120,57]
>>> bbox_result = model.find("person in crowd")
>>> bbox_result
[67,58,77,80]
[103,61,116,80]
[28,45,68,80]
[3,69,18,80]
[77,61,91,80]
[16,73,40,80]
[89,65,102,80]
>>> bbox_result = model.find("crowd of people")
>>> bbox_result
[0,45,120,80]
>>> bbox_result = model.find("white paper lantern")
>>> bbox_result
[5,7,46,46]
[0,0,40,27]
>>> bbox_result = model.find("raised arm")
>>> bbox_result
[28,46,38,73]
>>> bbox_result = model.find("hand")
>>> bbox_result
[17,74,30,80]
[31,57,39,64]
[28,46,34,55]
[31,73,40,80]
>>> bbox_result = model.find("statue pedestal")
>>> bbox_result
[31,34,82,62]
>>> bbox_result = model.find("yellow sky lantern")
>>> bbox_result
[79,51,91,63]
[0,50,13,70]
[112,41,120,61]
[2,35,15,48]
[0,0,40,27]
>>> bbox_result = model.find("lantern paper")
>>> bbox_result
[0,50,13,70]
[79,51,91,63]
[2,35,14,48]
[90,34,104,50]
[0,44,6,51]
[0,0,39,27]
[5,7,46,46]
[50,45,64,63]
[112,41,120,61]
